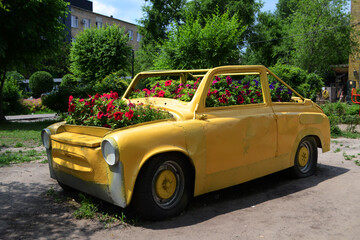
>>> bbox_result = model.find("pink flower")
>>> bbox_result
[97,111,104,119]
[165,80,172,86]
[226,76,232,85]
[157,90,165,97]
[68,104,75,113]
[125,109,134,120]
[110,91,119,99]
[114,112,123,121]
[143,88,151,97]
[79,99,84,102]
[237,95,244,104]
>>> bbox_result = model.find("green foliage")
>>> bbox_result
[138,0,186,45]
[70,26,132,84]
[269,64,323,100]
[0,149,45,167]
[2,73,24,115]
[94,71,129,94]
[73,194,98,219]
[61,74,78,88]
[29,71,54,97]
[244,0,355,78]
[0,0,68,119]
[154,12,245,69]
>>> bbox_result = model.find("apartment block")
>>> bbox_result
[64,0,141,51]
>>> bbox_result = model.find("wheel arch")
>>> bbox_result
[129,150,196,205]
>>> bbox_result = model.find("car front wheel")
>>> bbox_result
[133,154,192,220]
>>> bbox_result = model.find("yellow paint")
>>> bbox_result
[155,170,177,199]
[44,65,331,208]
[297,146,309,167]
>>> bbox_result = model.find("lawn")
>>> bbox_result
[0,120,58,166]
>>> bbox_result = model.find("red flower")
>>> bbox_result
[237,95,244,104]
[218,94,228,104]
[79,99,84,102]
[68,104,75,113]
[246,90,252,95]
[226,76,232,85]
[114,112,123,121]
[110,91,119,99]
[125,109,134,120]
[143,88,151,97]
[225,89,231,97]
[251,98,255,103]
[106,100,115,112]
[165,80,172,86]
[68,95,74,104]
[103,124,111,128]
[243,84,249,89]
[97,111,104,119]
[94,93,101,100]
[157,90,165,97]
[256,91,261,97]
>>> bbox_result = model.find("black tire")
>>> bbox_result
[290,136,318,178]
[132,154,193,220]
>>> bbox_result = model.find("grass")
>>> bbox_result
[0,120,57,149]
[334,148,341,153]
[0,149,46,166]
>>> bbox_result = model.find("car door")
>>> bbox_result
[194,67,279,193]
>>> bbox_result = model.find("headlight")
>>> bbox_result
[41,129,51,149]
[101,138,119,166]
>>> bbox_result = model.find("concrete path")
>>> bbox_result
[5,113,58,122]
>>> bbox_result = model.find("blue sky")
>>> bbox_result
[92,0,279,25]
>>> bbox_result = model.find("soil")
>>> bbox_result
[1,138,360,240]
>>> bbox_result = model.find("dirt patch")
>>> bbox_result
[1,139,360,240]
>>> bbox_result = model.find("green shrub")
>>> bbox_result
[2,74,25,115]
[94,70,129,95]
[29,71,54,97]
[60,74,78,87]
[269,64,323,100]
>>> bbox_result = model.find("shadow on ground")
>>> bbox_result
[0,181,102,240]
[142,163,348,229]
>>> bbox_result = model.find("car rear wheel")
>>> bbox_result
[290,136,318,178]
[133,154,192,220]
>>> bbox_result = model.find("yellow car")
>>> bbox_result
[41,65,330,220]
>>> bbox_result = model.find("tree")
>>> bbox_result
[287,0,353,75]
[69,25,132,84]
[0,0,68,120]
[154,12,245,69]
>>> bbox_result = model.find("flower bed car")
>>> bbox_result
[42,65,330,220]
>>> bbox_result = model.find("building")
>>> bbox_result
[64,0,141,51]
[348,0,360,90]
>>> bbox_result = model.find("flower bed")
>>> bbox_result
[130,75,292,107]
[66,92,172,129]
[22,98,50,113]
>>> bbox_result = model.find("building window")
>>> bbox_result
[128,30,133,40]
[82,18,90,28]
[71,15,78,28]
[96,17,102,29]
[137,32,142,42]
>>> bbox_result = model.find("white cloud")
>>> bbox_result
[92,0,118,18]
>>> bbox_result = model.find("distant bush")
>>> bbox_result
[269,64,323,101]
[60,74,78,87]
[2,73,25,115]
[29,71,54,97]
[43,72,129,113]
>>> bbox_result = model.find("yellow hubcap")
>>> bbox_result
[298,146,309,167]
[155,170,177,199]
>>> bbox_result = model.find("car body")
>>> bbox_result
[42,65,330,220]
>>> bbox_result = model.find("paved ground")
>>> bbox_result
[5,113,58,122]
[0,138,360,240]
